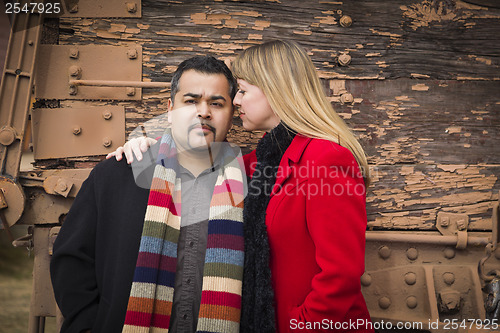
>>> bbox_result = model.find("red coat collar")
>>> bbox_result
[271,134,312,197]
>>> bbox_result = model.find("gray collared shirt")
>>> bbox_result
[169,162,220,333]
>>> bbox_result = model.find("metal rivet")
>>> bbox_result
[406,247,418,260]
[127,49,138,59]
[440,216,450,227]
[103,111,112,120]
[69,4,78,13]
[103,138,112,148]
[28,40,34,46]
[15,69,21,75]
[55,179,68,193]
[406,296,418,309]
[405,272,417,285]
[340,92,354,105]
[0,127,17,146]
[378,245,391,259]
[443,272,455,285]
[126,2,137,13]
[340,15,352,27]
[338,53,351,66]
[378,297,391,309]
[361,273,372,287]
[72,127,81,135]
[69,65,82,78]
[69,48,79,59]
[444,247,455,259]
[126,87,136,96]
[69,84,78,96]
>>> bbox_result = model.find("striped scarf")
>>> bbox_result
[123,130,245,333]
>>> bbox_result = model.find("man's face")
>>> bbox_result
[168,69,233,152]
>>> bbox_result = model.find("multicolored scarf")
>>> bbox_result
[122,130,245,333]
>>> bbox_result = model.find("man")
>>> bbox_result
[51,56,245,333]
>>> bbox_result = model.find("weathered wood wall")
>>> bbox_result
[47,0,500,230]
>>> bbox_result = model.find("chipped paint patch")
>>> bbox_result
[468,55,493,65]
[366,53,382,57]
[293,30,313,35]
[400,1,467,30]
[369,28,402,39]
[446,126,462,134]
[412,84,429,91]
[156,31,203,38]
[411,73,431,79]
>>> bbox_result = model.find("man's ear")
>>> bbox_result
[167,98,173,124]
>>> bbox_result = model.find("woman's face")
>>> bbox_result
[233,79,281,132]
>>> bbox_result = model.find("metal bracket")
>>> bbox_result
[35,45,142,100]
[60,0,141,18]
[437,212,469,250]
[31,106,125,159]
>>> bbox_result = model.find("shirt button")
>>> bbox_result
[189,241,195,248]
[191,207,196,214]
[183,314,188,320]
[186,278,191,284]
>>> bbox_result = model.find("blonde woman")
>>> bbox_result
[109,41,373,332]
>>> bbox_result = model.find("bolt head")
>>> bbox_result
[406,296,418,309]
[0,127,17,146]
[340,92,354,105]
[103,138,112,148]
[378,245,391,259]
[405,272,417,285]
[444,247,456,259]
[360,273,372,287]
[126,2,137,13]
[338,53,352,66]
[126,87,136,96]
[69,48,79,59]
[378,297,391,309]
[406,247,418,261]
[72,127,81,135]
[69,84,78,96]
[103,111,112,120]
[443,272,455,285]
[127,49,138,59]
[340,15,353,27]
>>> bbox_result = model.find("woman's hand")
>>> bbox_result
[106,137,157,164]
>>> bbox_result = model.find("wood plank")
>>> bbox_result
[58,0,500,81]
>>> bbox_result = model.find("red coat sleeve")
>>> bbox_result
[288,147,368,331]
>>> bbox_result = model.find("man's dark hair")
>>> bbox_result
[170,55,237,102]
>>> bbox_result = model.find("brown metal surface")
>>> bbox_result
[19,168,91,198]
[0,11,43,180]
[0,176,26,228]
[31,106,125,159]
[35,45,142,100]
[59,0,142,18]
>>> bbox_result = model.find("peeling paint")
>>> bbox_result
[412,83,430,91]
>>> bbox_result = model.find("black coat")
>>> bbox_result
[50,147,158,333]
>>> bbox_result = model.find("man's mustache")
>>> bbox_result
[188,122,216,135]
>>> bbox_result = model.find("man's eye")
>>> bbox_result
[185,100,196,104]
[238,90,245,94]
[212,102,223,107]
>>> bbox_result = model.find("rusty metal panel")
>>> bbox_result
[35,45,142,100]
[31,106,125,159]
[60,0,141,18]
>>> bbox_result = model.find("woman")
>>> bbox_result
[110,40,373,332]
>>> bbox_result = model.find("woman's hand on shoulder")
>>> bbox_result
[106,137,157,164]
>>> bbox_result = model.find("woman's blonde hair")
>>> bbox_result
[232,40,370,185]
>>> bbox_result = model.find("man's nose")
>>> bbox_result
[197,102,211,119]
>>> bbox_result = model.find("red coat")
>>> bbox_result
[244,135,373,333]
